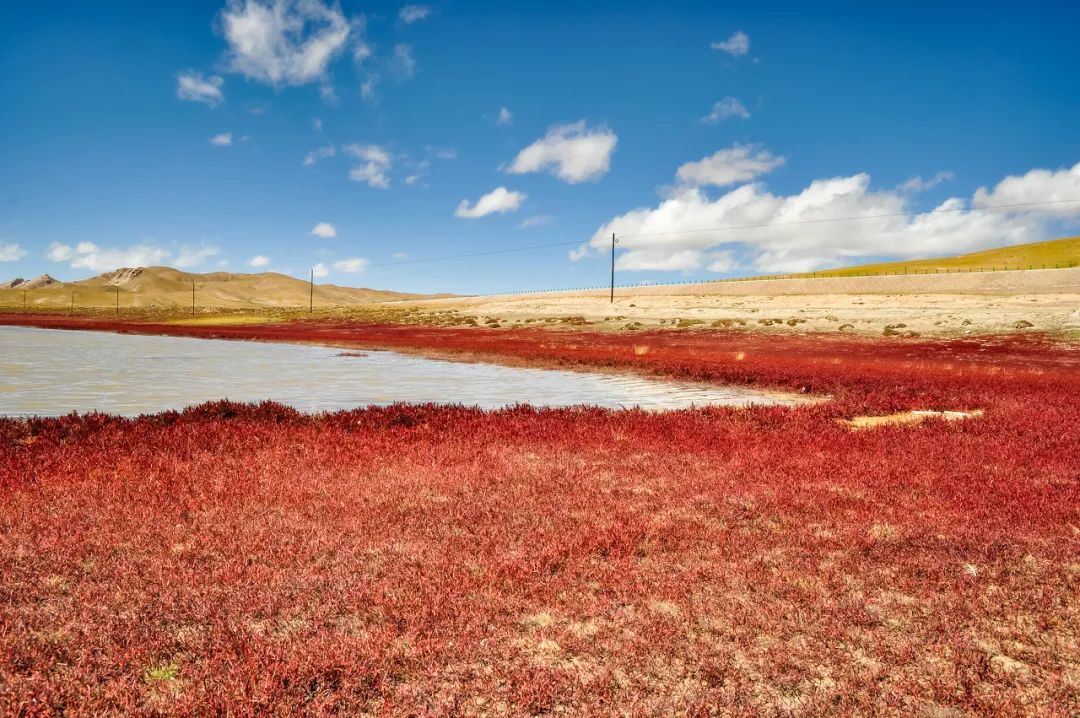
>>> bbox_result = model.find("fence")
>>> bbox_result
[470,260,1080,299]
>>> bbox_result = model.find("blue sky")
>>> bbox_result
[1,0,1078,294]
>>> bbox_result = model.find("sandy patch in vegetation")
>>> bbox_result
[841,409,984,429]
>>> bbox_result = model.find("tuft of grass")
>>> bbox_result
[144,664,179,683]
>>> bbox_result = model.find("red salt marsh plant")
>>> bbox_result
[0,316,1079,715]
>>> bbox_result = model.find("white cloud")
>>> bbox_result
[712,31,750,57]
[399,4,431,23]
[973,161,1080,218]
[705,250,738,273]
[351,14,372,64]
[505,120,617,184]
[332,257,369,273]
[312,261,329,277]
[392,252,409,259]
[575,159,1080,274]
[302,143,335,165]
[221,0,352,86]
[497,107,513,126]
[518,214,554,229]
[616,248,705,272]
[176,71,225,106]
[46,241,171,272]
[345,143,392,188]
[353,42,372,64]
[312,117,322,131]
[455,187,527,219]
[901,171,955,193]
[310,222,337,238]
[675,144,785,187]
[174,244,222,268]
[319,84,339,104]
[390,44,416,78]
[0,243,27,262]
[360,76,378,101]
[209,133,233,146]
[431,147,457,160]
[248,255,271,267]
[702,97,750,122]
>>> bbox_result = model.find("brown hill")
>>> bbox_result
[1,266,446,310]
[0,274,60,290]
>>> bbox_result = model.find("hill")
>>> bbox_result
[0,266,446,311]
[798,236,1079,279]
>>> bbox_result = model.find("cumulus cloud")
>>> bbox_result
[901,171,955,193]
[310,222,336,238]
[390,43,416,78]
[0,243,27,262]
[333,257,369,273]
[312,261,329,277]
[505,120,617,184]
[248,255,271,267]
[973,161,1080,218]
[345,143,392,188]
[176,71,225,106]
[47,241,171,272]
[676,144,785,187]
[220,0,352,86]
[573,159,1080,274]
[174,244,222,268]
[712,31,750,56]
[399,4,431,23]
[312,117,322,131]
[497,107,513,126]
[701,97,750,122]
[302,143,335,165]
[455,187,526,218]
[209,133,233,146]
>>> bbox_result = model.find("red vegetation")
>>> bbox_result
[1,315,1078,715]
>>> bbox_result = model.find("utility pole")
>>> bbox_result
[70,291,74,315]
[610,232,617,303]
[22,290,26,310]
[115,288,120,318]
[191,281,195,317]
[309,268,314,313]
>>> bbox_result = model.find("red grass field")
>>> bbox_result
[1,315,1078,715]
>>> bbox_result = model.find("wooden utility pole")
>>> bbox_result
[70,291,74,315]
[610,232,617,303]
[309,269,314,313]
[115,288,120,318]
[191,281,195,317]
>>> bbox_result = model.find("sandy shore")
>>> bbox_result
[406,268,1080,337]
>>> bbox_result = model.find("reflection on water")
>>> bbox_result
[0,326,804,416]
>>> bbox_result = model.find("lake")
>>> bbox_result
[0,325,804,416]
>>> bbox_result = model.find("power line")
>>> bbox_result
[361,197,1080,269]
[367,239,583,268]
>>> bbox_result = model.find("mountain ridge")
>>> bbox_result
[0,265,453,309]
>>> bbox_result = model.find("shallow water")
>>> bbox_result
[0,326,803,416]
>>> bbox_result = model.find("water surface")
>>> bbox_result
[0,326,802,416]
